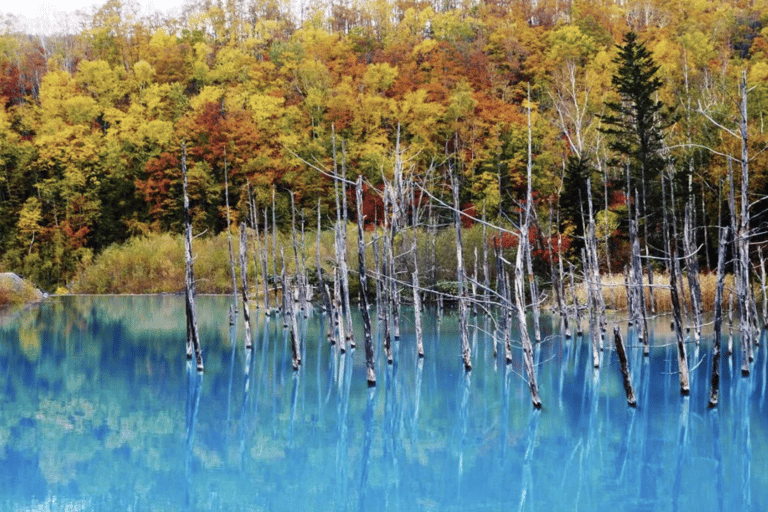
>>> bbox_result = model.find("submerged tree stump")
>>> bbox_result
[613,326,637,407]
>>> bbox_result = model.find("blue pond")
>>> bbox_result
[0,295,766,511]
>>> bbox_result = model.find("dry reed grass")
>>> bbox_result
[572,272,739,314]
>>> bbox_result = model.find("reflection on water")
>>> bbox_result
[0,296,766,511]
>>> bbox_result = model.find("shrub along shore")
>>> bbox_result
[66,229,746,317]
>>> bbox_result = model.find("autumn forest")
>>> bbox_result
[0,0,767,293]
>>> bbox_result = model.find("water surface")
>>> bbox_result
[0,296,765,511]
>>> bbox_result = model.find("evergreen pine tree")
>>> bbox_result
[601,31,674,232]
[601,32,672,182]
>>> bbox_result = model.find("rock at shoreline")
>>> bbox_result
[0,273,45,307]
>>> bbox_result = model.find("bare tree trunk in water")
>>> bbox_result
[613,326,636,407]
[355,176,376,386]
[271,188,279,314]
[239,224,253,350]
[709,226,729,408]
[287,276,301,370]
[182,142,203,372]
[684,189,703,345]
[316,199,333,340]
[340,144,356,350]
[332,150,347,353]
[759,246,768,329]
[664,175,690,395]
[247,185,261,311]
[224,158,238,311]
[412,231,424,359]
[514,220,542,409]
[524,85,541,344]
[738,72,753,376]
[262,209,271,313]
[452,171,472,371]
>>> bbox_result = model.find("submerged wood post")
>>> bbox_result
[239,224,253,350]
[182,142,203,372]
[613,326,637,407]
[355,176,376,386]
[709,226,729,408]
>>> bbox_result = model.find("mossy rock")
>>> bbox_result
[0,273,45,308]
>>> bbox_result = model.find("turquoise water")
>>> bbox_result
[0,295,765,511]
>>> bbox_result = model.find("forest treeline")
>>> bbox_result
[0,0,767,290]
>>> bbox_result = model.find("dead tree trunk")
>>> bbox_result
[524,85,542,344]
[684,193,703,345]
[514,218,542,409]
[665,176,690,395]
[356,176,376,386]
[239,224,253,350]
[287,276,301,370]
[247,185,261,311]
[737,72,753,376]
[708,226,729,408]
[496,244,513,363]
[262,208,271,313]
[630,186,649,354]
[224,158,238,311]
[613,326,636,407]
[271,188,279,313]
[332,155,347,353]
[569,262,582,336]
[759,246,767,329]
[412,232,425,359]
[452,171,472,371]
[316,199,333,319]
[182,142,203,372]
[381,193,393,364]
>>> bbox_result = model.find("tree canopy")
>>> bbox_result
[0,0,767,289]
